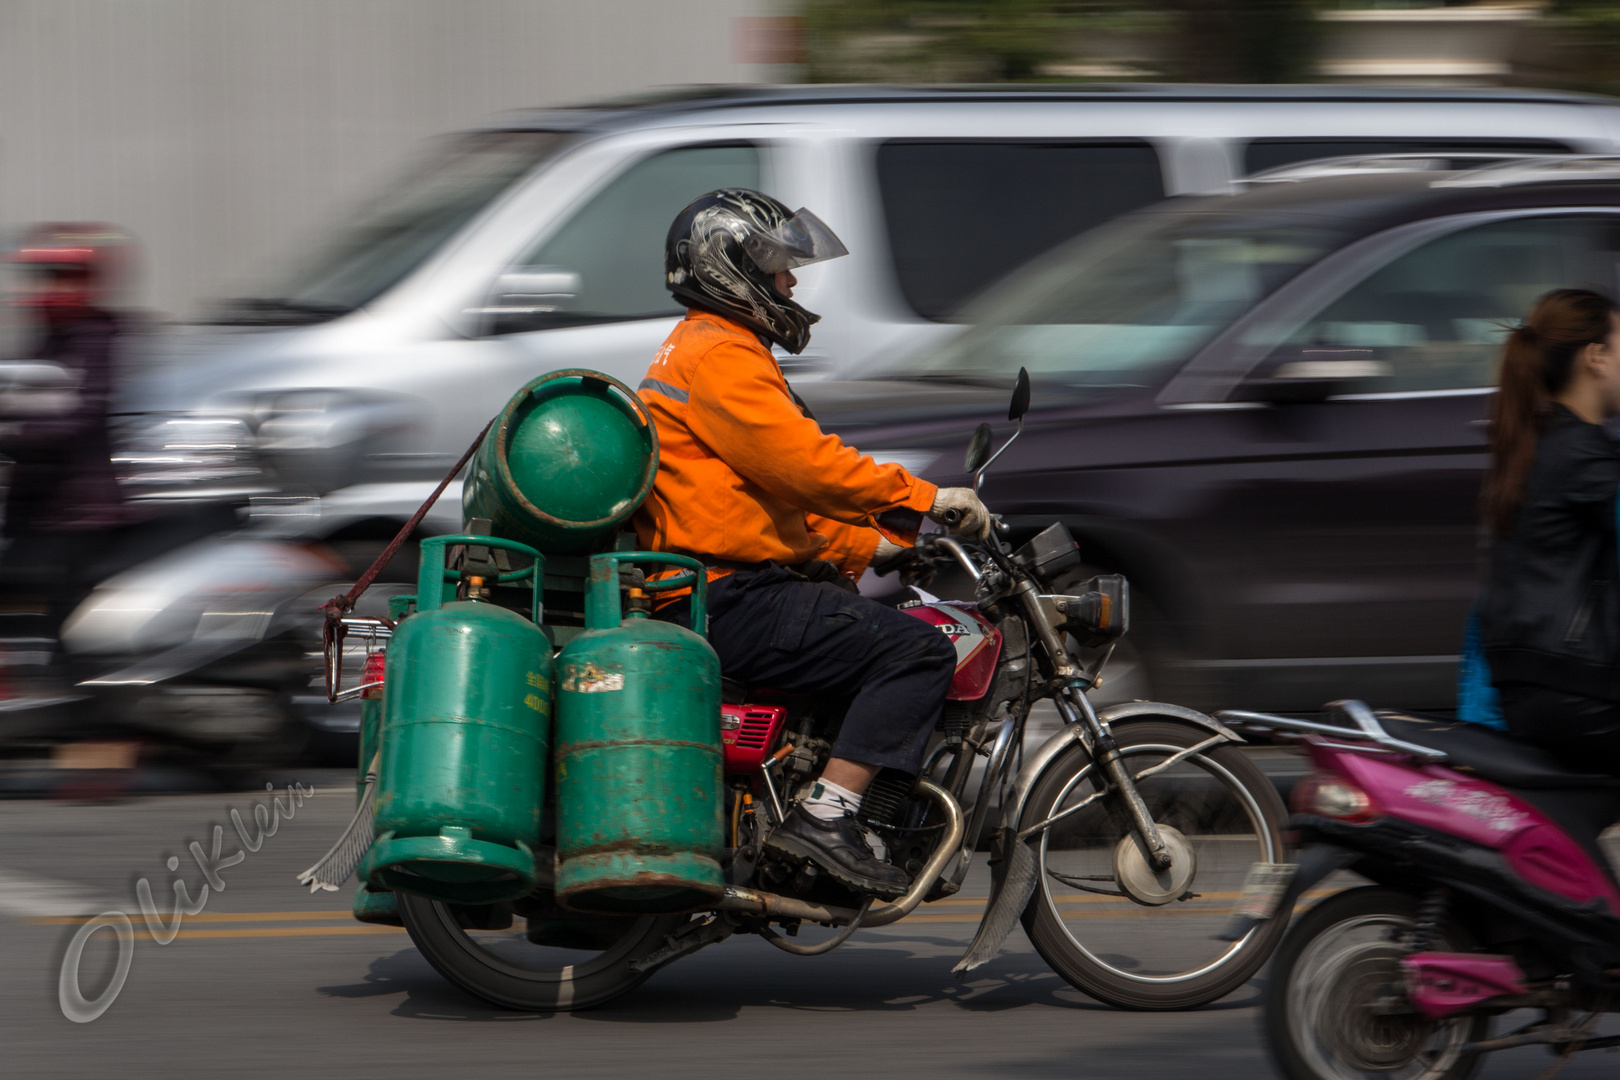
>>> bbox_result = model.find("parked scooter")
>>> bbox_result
[1216,702,1620,1080]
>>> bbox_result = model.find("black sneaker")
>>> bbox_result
[764,805,911,899]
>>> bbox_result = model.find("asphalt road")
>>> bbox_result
[2,767,1617,1080]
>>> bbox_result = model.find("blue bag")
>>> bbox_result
[1457,608,1505,729]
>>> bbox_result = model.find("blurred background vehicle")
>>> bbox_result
[118,85,1620,563]
[812,154,1620,716]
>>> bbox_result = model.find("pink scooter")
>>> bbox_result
[1215,700,1620,1080]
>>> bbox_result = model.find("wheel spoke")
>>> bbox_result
[1034,739,1279,984]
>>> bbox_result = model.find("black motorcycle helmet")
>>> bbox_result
[663,189,847,355]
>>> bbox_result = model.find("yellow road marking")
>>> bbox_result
[28,909,354,925]
[172,925,406,939]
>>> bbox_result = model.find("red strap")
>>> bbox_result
[320,416,495,699]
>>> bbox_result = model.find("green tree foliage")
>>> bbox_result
[804,0,1321,84]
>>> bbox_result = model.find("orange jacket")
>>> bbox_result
[633,309,937,585]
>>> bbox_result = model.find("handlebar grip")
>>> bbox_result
[937,507,964,527]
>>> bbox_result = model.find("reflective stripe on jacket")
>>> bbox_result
[632,309,937,584]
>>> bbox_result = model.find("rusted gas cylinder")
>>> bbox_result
[553,552,724,914]
[362,535,552,905]
[461,370,657,555]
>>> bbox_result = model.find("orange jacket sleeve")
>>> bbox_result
[685,340,937,542]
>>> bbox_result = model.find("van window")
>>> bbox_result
[1274,215,1609,393]
[504,143,760,329]
[881,211,1346,392]
[876,141,1164,321]
[210,130,569,324]
[1244,138,1573,176]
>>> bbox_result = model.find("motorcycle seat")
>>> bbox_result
[1373,711,1620,791]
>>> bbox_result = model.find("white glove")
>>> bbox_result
[929,487,991,541]
[873,536,905,562]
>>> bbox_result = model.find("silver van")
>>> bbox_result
[123,84,1620,535]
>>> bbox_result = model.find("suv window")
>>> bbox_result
[876,141,1164,321]
[1277,215,1610,393]
[1244,138,1573,176]
[503,143,760,329]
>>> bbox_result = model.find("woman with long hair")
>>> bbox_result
[1479,288,1620,773]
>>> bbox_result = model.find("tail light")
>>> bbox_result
[1292,769,1380,824]
[720,704,786,773]
[359,650,387,700]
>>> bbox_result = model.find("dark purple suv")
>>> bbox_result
[807,157,1620,715]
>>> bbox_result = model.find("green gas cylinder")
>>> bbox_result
[554,553,724,914]
[362,535,552,905]
[461,370,658,555]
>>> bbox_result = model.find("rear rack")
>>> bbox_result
[1215,699,1448,762]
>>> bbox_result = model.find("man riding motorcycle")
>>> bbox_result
[635,189,990,898]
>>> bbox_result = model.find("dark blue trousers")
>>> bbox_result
[658,566,955,773]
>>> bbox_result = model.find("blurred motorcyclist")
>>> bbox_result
[1479,288,1620,775]
[635,189,989,897]
[0,224,131,672]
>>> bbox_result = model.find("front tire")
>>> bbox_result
[1019,718,1290,1009]
[1265,887,1486,1080]
[397,891,688,1011]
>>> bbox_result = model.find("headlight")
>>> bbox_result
[251,390,417,495]
[113,414,269,500]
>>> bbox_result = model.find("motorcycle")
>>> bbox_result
[357,369,1291,1012]
[1217,701,1620,1080]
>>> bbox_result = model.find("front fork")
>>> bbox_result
[1054,686,1173,872]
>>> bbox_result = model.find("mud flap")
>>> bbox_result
[952,826,1040,977]
[1216,843,1354,941]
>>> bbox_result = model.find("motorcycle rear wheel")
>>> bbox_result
[1019,719,1290,1009]
[1265,886,1486,1080]
[397,891,688,1011]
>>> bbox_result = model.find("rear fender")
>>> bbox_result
[997,700,1242,832]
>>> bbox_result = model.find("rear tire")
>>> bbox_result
[397,891,687,1011]
[1265,887,1486,1080]
[1019,718,1290,1009]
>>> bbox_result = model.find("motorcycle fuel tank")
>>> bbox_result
[899,601,1003,700]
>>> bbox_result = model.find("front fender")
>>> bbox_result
[997,700,1242,832]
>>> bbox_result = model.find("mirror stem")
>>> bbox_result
[973,417,1023,494]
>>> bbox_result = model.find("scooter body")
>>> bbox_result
[1224,703,1620,1079]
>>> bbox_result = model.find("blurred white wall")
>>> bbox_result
[0,0,798,316]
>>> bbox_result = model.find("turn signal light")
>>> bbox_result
[1292,770,1379,824]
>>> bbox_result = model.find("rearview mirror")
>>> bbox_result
[965,422,993,473]
[1009,367,1031,421]
[1234,347,1390,404]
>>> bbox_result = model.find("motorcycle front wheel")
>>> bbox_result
[1265,887,1486,1080]
[397,890,688,1011]
[1019,719,1290,1009]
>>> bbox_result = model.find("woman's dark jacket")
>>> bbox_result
[1481,403,1620,700]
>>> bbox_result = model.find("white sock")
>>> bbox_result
[800,778,863,821]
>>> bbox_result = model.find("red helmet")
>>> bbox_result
[6,223,130,321]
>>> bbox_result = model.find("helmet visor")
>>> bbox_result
[742,209,849,274]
